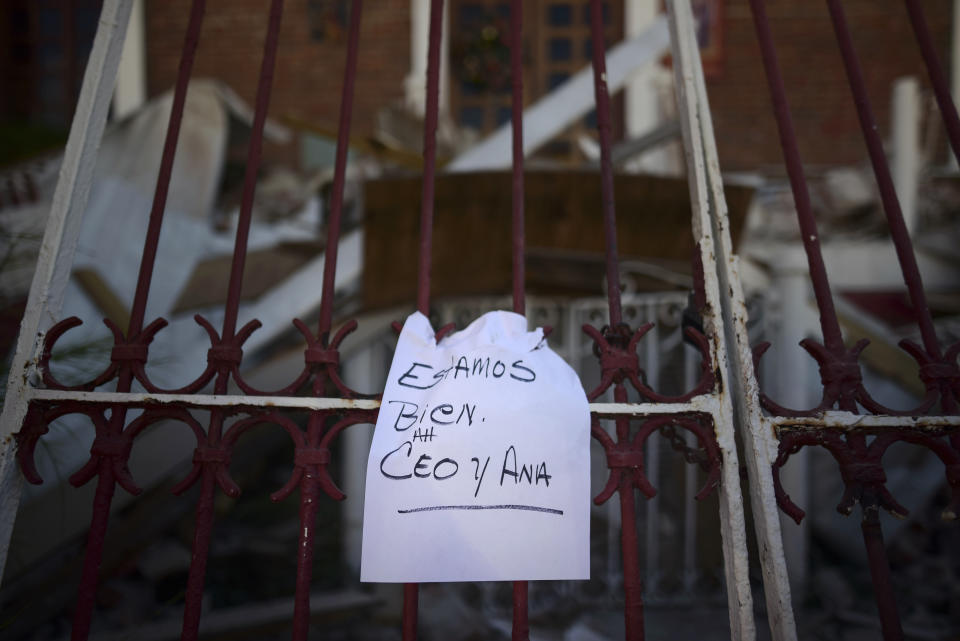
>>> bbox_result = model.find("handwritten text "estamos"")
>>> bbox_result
[397,356,536,390]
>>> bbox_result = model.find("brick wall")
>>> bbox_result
[144,1,954,173]
[706,0,954,171]
[145,0,410,165]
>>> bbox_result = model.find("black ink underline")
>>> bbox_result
[397,504,563,515]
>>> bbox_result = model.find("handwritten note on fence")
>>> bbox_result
[361,311,590,583]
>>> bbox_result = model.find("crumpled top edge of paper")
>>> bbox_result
[403,310,545,353]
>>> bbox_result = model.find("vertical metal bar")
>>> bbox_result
[415,0,445,316]
[682,346,698,593]
[643,315,660,592]
[317,0,363,343]
[511,582,529,641]
[903,0,960,167]
[860,509,905,641]
[825,0,941,359]
[221,0,284,341]
[588,0,623,326]
[70,468,117,641]
[508,1,529,638]
[588,3,669,635]
[67,3,207,638]
[291,3,363,638]
[180,3,285,639]
[405,1,444,636]
[403,583,419,641]
[588,1,645,635]
[616,393,645,641]
[0,0,132,580]
[746,0,847,366]
[292,430,323,641]
[180,464,218,641]
[128,0,207,336]
[510,0,526,318]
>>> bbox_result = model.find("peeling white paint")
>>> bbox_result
[0,0,135,579]
[666,1,770,638]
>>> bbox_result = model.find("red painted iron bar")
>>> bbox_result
[221,0,285,341]
[746,0,846,358]
[903,0,960,168]
[589,0,624,327]
[510,0,526,318]
[508,1,530,637]
[180,3,285,639]
[405,1,445,636]
[619,472,645,640]
[317,0,364,343]
[71,5,208,639]
[402,583,419,641]
[615,386,645,641]
[70,468,116,641]
[415,0,446,316]
[588,1,644,635]
[511,582,529,641]
[825,0,941,360]
[128,0,207,336]
[291,466,322,641]
[860,509,905,641]
[180,466,218,641]
[288,405,331,641]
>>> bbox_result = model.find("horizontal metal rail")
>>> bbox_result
[770,413,960,432]
[26,388,726,417]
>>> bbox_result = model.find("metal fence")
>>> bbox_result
[1,1,958,641]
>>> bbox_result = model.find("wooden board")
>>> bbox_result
[363,171,752,309]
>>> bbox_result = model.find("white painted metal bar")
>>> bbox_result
[25,388,382,411]
[771,413,960,431]
[668,0,798,638]
[666,1,762,638]
[0,0,134,581]
[24,388,729,417]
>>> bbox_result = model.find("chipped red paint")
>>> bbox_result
[904,0,960,171]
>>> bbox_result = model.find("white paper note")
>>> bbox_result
[361,311,590,583]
